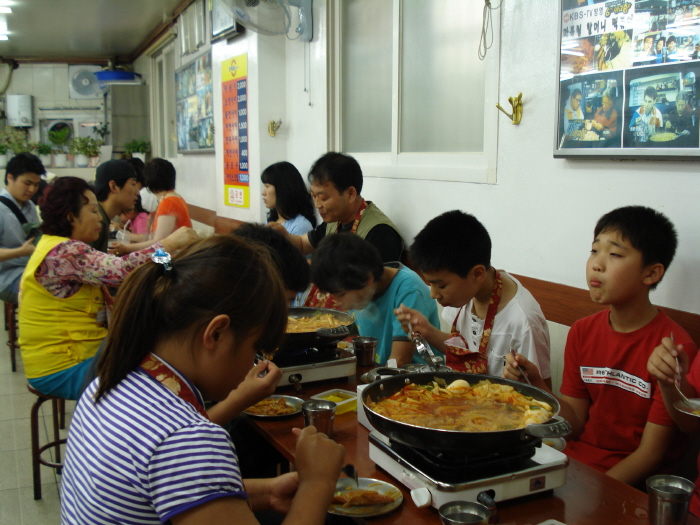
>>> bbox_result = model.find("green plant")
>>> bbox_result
[30,142,54,156]
[48,126,72,149]
[92,122,110,143]
[68,137,101,157]
[0,126,30,154]
[0,144,7,155]
[124,139,151,155]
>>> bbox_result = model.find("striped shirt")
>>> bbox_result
[60,364,247,524]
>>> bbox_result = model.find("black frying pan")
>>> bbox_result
[279,307,358,352]
[361,372,571,455]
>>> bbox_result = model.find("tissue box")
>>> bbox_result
[311,389,357,414]
[356,384,376,432]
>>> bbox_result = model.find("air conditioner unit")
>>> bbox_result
[68,65,109,100]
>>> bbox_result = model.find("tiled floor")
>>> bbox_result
[0,327,75,525]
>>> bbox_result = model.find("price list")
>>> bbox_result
[221,53,250,208]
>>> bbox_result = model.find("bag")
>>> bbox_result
[0,196,41,245]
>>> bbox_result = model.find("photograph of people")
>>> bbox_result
[591,89,619,136]
[634,34,657,65]
[655,36,667,63]
[597,31,633,71]
[628,86,663,143]
[563,88,584,136]
[662,89,699,147]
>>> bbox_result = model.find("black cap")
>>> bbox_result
[94,160,136,194]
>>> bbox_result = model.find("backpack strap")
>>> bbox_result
[0,196,28,225]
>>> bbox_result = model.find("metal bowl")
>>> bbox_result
[439,500,490,525]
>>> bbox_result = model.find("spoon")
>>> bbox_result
[341,464,359,488]
[671,333,700,411]
[510,349,532,386]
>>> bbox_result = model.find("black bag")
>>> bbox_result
[0,196,41,245]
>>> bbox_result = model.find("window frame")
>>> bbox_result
[150,41,177,160]
[328,0,501,184]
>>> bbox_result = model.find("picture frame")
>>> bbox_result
[554,0,700,159]
[176,50,215,153]
[210,0,240,44]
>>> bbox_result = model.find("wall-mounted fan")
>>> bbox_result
[217,0,312,41]
[68,65,109,100]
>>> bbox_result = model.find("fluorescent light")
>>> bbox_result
[0,7,12,13]
[0,35,8,40]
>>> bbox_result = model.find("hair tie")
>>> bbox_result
[151,248,173,276]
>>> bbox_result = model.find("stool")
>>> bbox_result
[27,384,67,500]
[4,302,17,372]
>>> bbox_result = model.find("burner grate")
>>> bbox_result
[267,344,340,368]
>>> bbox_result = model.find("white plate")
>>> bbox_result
[674,400,700,417]
[542,437,566,451]
[242,395,304,418]
[329,477,403,518]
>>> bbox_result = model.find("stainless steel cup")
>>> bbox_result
[353,336,378,367]
[647,474,695,525]
[302,400,336,438]
[439,500,490,525]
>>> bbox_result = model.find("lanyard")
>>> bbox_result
[139,353,209,419]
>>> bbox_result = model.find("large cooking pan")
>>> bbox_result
[280,307,358,352]
[361,372,571,456]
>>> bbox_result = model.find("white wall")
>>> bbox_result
[277,1,700,316]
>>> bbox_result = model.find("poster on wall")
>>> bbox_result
[221,53,249,209]
[555,0,700,158]
[175,50,214,153]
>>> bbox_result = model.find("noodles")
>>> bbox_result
[246,397,296,416]
[287,313,345,333]
[366,379,553,431]
[650,133,677,142]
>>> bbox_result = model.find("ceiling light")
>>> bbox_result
[0,8,12,13]
[0,35,8,40]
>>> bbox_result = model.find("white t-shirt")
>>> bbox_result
[441,271,551,379]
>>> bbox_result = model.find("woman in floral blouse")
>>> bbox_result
[18,176,197,400]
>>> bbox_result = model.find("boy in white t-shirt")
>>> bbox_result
[395,210,551,386]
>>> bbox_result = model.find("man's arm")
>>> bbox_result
[267,222,316,255]
[605,422,675,485]
[0,237,34,262]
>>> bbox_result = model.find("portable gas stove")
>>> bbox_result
[272,344,356,387]
[369,431,568,509]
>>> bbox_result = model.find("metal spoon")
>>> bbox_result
[671,333,700,410]
[341,464,359,488]
[510,349,532,386]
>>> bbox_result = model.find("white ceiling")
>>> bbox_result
[0,0,184,61]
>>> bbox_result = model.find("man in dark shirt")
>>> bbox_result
[271,152,403,263]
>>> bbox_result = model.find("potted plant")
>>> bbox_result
[124,139,151,162]
[1,126,30,157]
[48,126,72,168]
[93,122,112,163]
[68,137,101,168]
[0,143,8,169]
[30,142,53,167]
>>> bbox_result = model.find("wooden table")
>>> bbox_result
[244,371,699,525]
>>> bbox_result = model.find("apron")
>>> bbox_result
[444,270,503,373]
[303,199,368,309]
[140,353,208,419]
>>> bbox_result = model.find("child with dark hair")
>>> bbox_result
[60,235,345,524]
[311,233,438,367]
[507,205,697,487]
[396,210,551,382]
[261,161,317,235]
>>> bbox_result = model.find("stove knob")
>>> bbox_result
[410,487,431,508]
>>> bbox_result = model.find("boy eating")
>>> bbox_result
[395,210,551,384]
[506,205,697,486]
[311,234,439,367]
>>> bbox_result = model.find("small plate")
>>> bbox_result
[542,437,566,451]
[243,395,304,418]
[329,477,403,518]
[674,400,700,417]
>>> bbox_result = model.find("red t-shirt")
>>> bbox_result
[152,195,192,233]
[561,309,697,473]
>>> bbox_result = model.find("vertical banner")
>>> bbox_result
[221,53,249,208]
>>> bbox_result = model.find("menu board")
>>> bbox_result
[221,53,250,209]
[175,51,214,153]
[555,0,700,158]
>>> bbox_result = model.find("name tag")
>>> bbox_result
[95,309,106,325]
[580,366,651,399]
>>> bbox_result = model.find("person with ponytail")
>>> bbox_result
[60,235,346,525]
[261,161,317,236]
[18,176,197,400]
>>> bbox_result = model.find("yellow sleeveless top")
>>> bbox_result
[18,235,107,379]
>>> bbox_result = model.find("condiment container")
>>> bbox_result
[311,389,357,414]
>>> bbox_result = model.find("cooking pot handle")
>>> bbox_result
[522,416,572,439]
[317,325,351,338]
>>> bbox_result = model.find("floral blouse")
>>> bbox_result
[36,239,162,298]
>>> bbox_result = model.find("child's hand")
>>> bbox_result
[648,336,688,385]
[235,360,282,408]
[394,304,431,337]
[292,426,345,487]
[503,352,545,388]
[267,472,299,514]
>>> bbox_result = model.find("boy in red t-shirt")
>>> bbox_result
[506,205,697,487]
